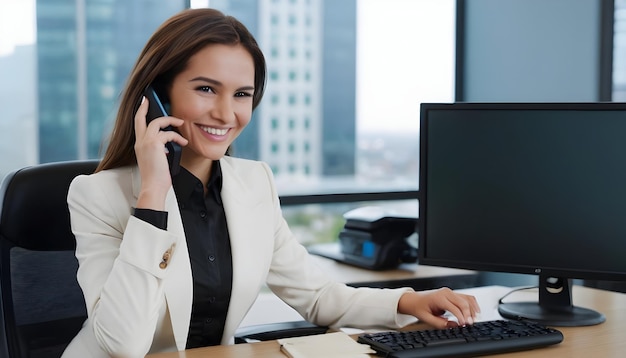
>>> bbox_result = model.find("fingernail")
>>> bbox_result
[467,316,474,325]
[141,96,146,104]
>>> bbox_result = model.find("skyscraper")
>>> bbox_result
[321,0,356,176]
[36,0,187,162]
[216,0,357,178]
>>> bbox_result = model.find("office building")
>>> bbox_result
[216,0,357,178]
[36,0,187,163]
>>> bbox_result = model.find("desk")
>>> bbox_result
[309,254,478,289]
[147,285,626,358]
[308,243,479,290]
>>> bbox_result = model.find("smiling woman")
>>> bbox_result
[95,8,267,175]
[60,8,480,357]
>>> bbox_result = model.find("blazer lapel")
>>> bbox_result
[219,159,274,342]
[130,166,193,350]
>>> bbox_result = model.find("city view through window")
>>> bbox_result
[0,0,455,194]
[1,0,624,245]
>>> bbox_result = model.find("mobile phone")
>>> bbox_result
[143,85,182,176]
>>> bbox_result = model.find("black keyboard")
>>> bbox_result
[357,319,563,358]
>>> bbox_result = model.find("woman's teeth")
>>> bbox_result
[201,126,227,136]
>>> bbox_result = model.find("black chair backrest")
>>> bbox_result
[0,160,99,358]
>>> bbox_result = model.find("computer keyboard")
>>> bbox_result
[357,319,563,358]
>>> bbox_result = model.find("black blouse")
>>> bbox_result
[133,161,233,349]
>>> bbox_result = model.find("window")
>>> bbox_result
[7,1,623,247]
[614,0,626,100]
[0,0,452,246]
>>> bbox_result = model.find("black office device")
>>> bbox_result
[337,207,418,270]
[143,85,182,176]
[308,207,418,270]
[358,319,563,358]
[419,102,626,327]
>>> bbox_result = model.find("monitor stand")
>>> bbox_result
[498,276,605,327]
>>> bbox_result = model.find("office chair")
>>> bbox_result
[0,159,324,355]
[0,160,99,358]
[234,320,328,344]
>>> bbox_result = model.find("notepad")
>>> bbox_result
[277,331,375,358]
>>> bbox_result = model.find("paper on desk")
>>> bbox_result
[277,331,375,358]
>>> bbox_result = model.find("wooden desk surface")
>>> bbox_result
[147,285,626,358]
[308,253,477,287]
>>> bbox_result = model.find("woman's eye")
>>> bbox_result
[197,86,214,93]
[235,91,253,98]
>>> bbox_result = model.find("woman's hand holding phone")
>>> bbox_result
[133,96,188,211]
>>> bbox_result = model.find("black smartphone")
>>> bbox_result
[143,85,182,176]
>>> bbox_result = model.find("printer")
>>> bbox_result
[337,206,418,270]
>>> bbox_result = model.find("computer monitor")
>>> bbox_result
[418,102,626,327]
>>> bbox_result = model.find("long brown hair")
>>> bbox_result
[96,8,266,172]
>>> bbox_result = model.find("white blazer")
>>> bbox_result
[61,156,415,357]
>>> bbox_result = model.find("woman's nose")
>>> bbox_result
[211,96,236,123]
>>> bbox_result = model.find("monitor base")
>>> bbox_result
[498,302,605,327]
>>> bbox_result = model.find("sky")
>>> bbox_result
[0,0,455,133]
[0,0,35,56]
[356,0,455,133]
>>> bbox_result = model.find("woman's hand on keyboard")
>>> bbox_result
[397,287,481,329]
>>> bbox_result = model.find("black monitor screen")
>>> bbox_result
[418,102,626,326]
